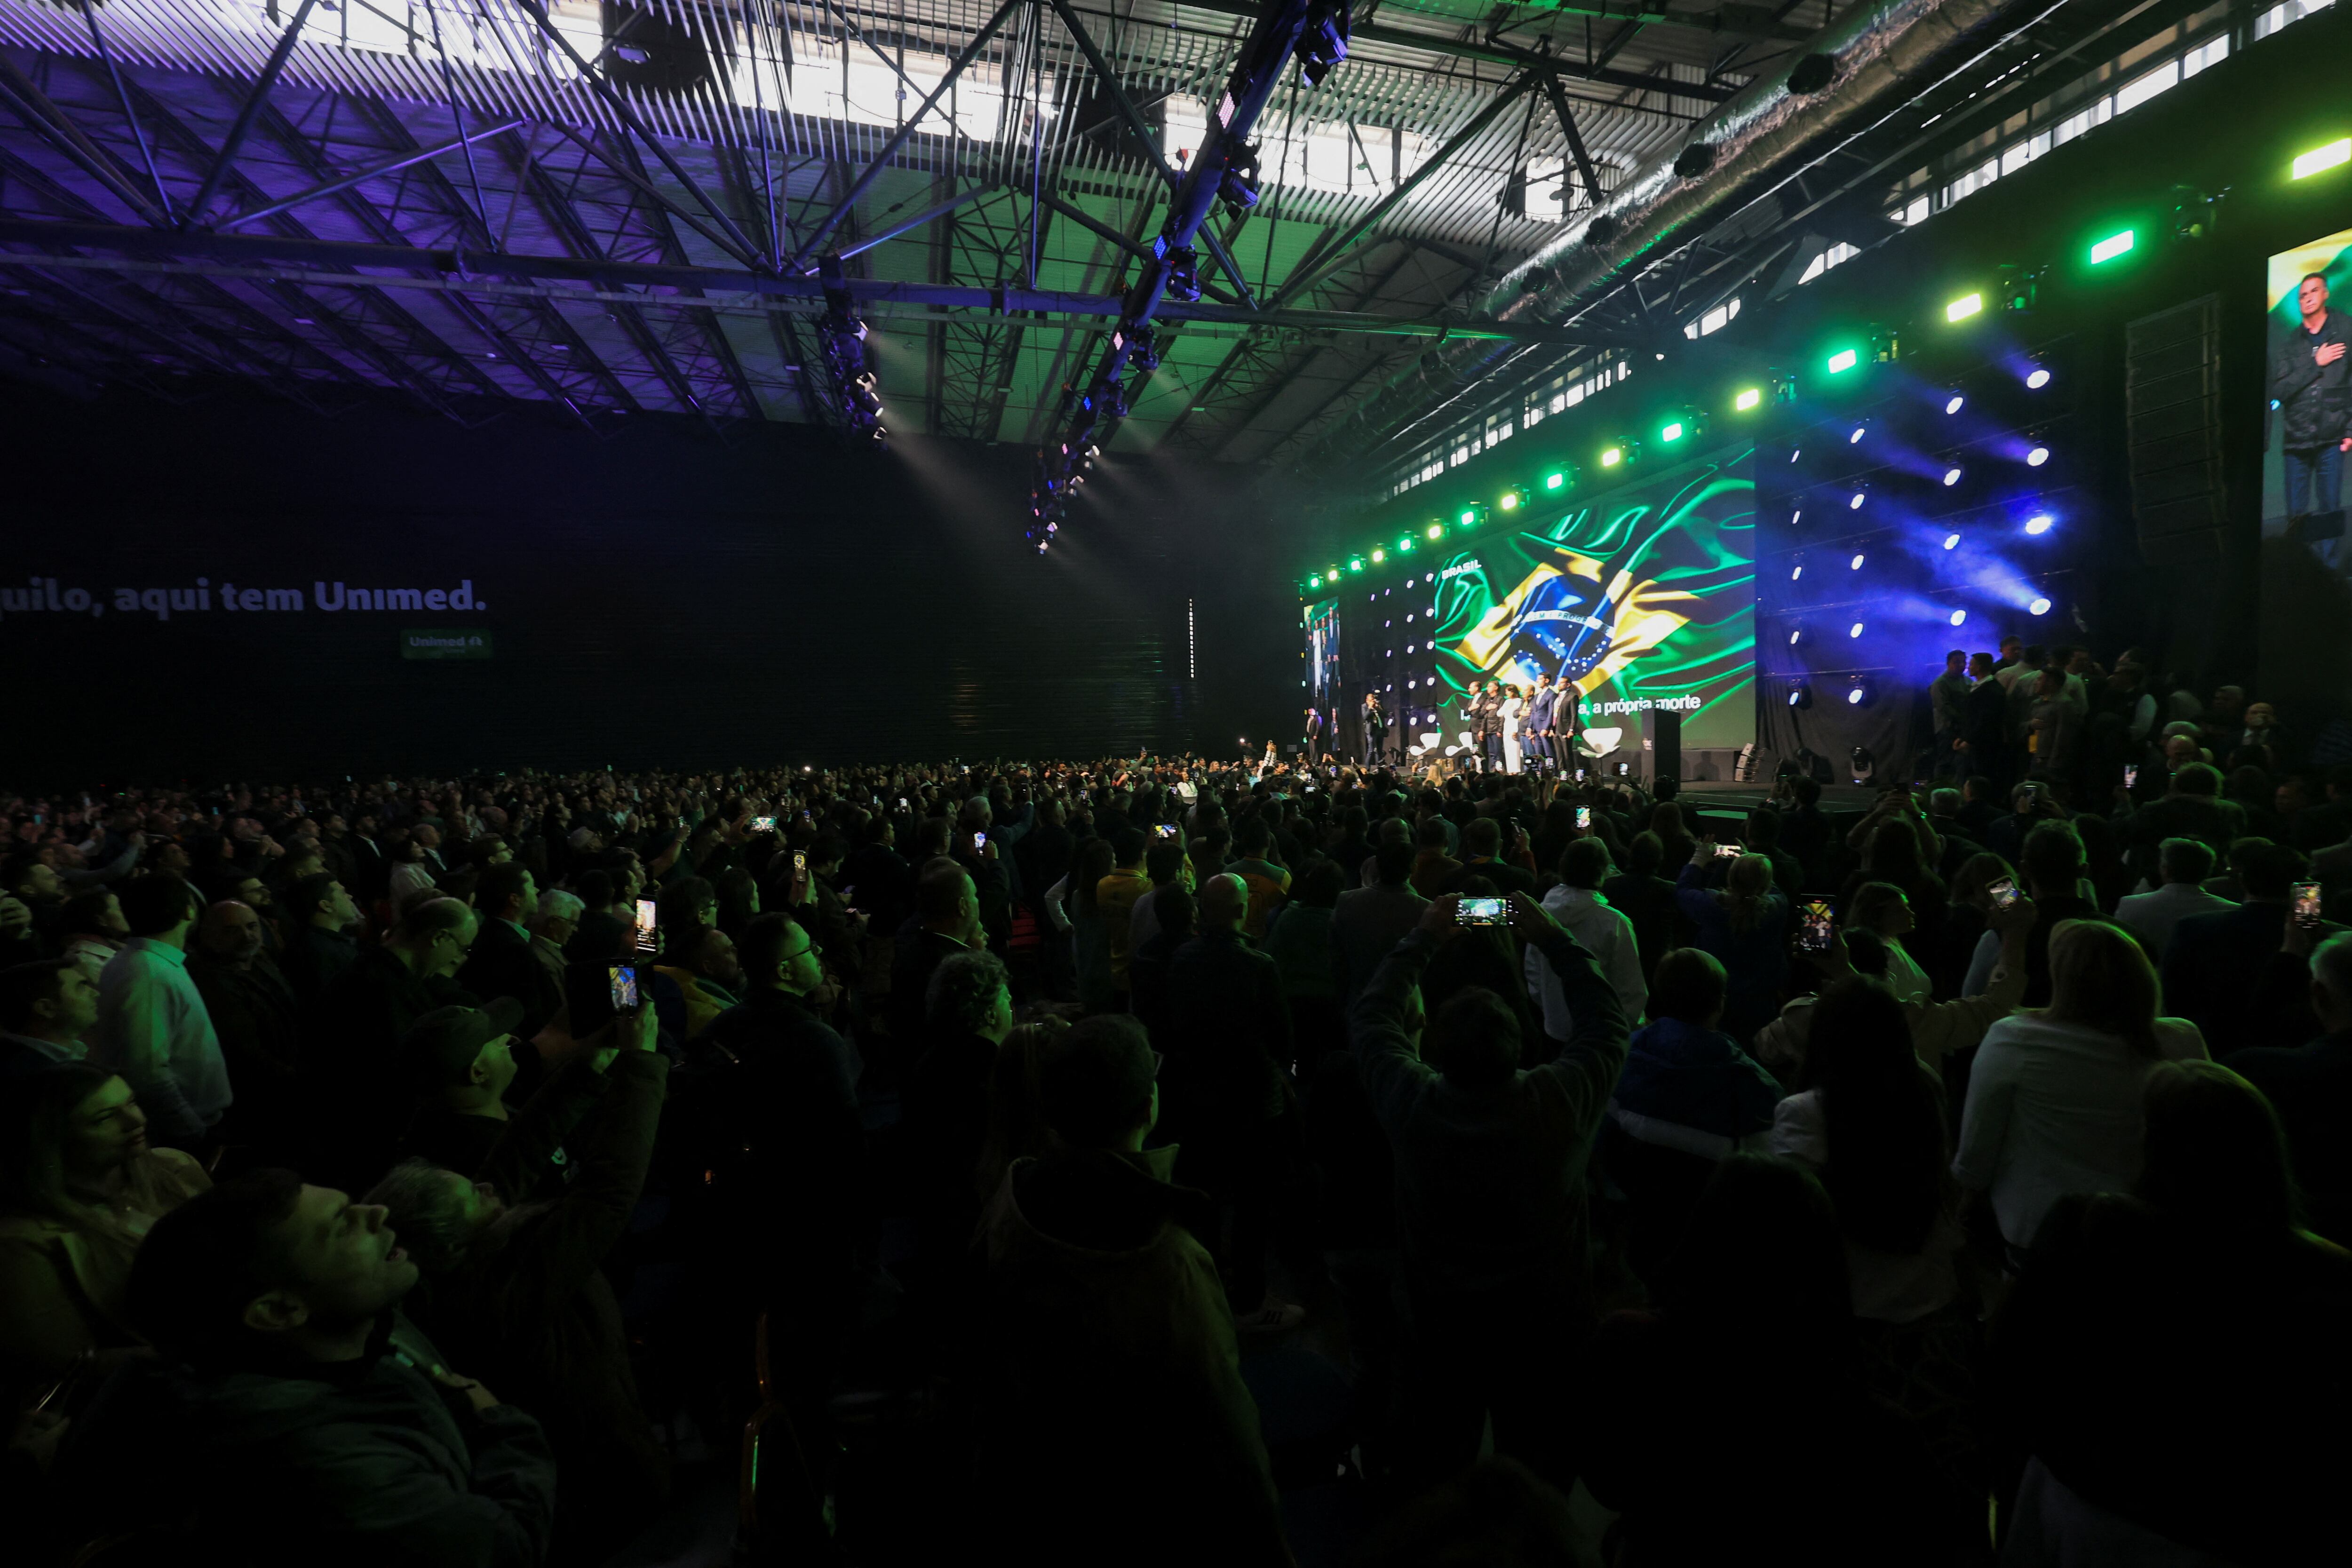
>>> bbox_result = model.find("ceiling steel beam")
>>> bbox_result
[183,0,321,227]
[0,216,1641,345]
[0,51,168,225]
[216,118,528,233]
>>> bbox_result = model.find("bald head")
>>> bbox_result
[1199,873,1248,932]
[200,899,263,965]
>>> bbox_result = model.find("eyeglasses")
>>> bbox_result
[780,942,821,962]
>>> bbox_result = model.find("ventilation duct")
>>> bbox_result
[1319,0,2032,466]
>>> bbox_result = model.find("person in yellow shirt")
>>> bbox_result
[1225,818,1292,941]
[1096,828,1152,1000]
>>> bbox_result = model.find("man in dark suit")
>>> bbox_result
[1443,817,1536,899]
[1957,652,2011,788]
[2162,839,2317,1057]
[2227,926,2352,1242]
[2118,762,2245,891]
[458,862,564,1044]
[888,858,980,1070]
[1330,840,1429,1005]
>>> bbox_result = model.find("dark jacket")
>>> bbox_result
[1351,924,1629,1313]
[1613,1015,1783,1138]
[2226,1028,2352,1242]
[420,1051,670,1545]
[2271,308,2352,449]
[459,919,564,1043]
[2161,901,2306,1055]
[903,1027,1003,1257]
[1990,1194,2352,1564]
[53,1312,556,1567]
[284,923,361,1008]
[1328,882,1429,1005]
[888,927,974,1066]
[304,947,477,1192]
[1602,871,1688,986]
[1168,928,1293,1125]
[977,1146,1291,1567]
[694,988,866,1291]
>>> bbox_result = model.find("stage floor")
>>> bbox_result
[1671,780,1884,812]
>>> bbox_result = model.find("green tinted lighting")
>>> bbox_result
[1946,291,1983,323]
[2089,229,2135,265]
[1544,470,1566,490]
[1734,387,1762,411]
[1370,548,1385,563]
[1600,446,1622,467]
[1307,574,1320,587]
[2293,138,2352,179]
[1426,523,1444,540]
[1348,557,1364,573]
[1660,420,1686,442]
[1827,348,1858,374]
[1459,508,1478,526]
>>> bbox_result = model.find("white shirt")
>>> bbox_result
[94,937,230,1144]
[2114,882,2239,962]
[1952,1011,2208,1250]
[1525,884,1647,1037]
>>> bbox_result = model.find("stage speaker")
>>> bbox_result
[2125,295,2225,566]
[1641,708,1682,783]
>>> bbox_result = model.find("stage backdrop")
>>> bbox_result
[1320,445,1756,766]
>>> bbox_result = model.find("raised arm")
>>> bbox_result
[1509,893,1631,1131]
[1347,899,1448,1129]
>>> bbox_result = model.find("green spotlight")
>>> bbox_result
[1426,522,1444,540]
[1946,291,1983,323]
[2293,137,2352,180]
[1498,491,1520,511]
[1544,470,1567,490]
[1600,446,1622,467]
[1370,548,1385,563]
[1307,574,1321,588]
[1348,557,1365,573]
[1660,420,1686,443]
[1458,507,1478,526]
[2089,228,2135,265]
[1734,387,1762,411]
[1398,535,1415,553]
[1327,565,1340,579]
[1826,348,1858,374]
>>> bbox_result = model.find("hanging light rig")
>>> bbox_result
[1028,0,1351,552]
[816,253,886,444]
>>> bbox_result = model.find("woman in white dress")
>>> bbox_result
[1499,684,1526,772]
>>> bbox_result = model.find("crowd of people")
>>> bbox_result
[0,674,2344,1564]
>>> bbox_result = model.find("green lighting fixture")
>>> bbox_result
[1308,574,1321,588]
[1498,491,1520,511]
[1827,348,1858,374]
[2089,228,2135,265]
[1544,470,1567,490]
[1348,557,1365,573]
[1398,535,1415,553]
[1600,446,1623,467]
[1660,420,1686,443]
[1426,522,1444,540]
[1370,548,1386,563]
[1946,291,1983,323]
[1458,507,1478,526]
[2293,137,2352,180]
[1734,387,1762,411]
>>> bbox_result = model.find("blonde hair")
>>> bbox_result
[2042,919,2161,1057]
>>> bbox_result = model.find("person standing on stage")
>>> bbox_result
[1474,682,1504,772]
[1461,681,1486,764]
[1364,692,1389,767]
[1500,685,1527,774]
[1551,678,1581,774]
[1527,675,1557,776]
[1303,707,1324,760]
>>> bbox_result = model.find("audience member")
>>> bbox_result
[0,961,95,1076]
[55,1168,557,1561]
[976,1015,1290,1566]
[1328,839,1426,1006]
[1955,919,2208,1258]
[2226,928,2352,1241]
[186,899,302,1157]
[0,1065,209,1405]
[1527,838,1645,1044]
[1673,839,1788,1042]
[92,875,226,1152]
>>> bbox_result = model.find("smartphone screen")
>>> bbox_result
[752,815,776,833]
[634,898,658,953]
[1575,806,1592,830]
[1799,898,1835,952]
[1716,843,1742,860]
[2122,764,2138,789]
[1456,896,1508,926]
[1988,877,2020,911]
[1155,824,1177,838]
[793,851,808,873]
[608,963,638,1010]
[1615,762,1630,777]
[972,831,986,850]
[898,797,910,810]
[2295,881,2323,930]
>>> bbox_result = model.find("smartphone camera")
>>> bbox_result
[1799,899,1835,952]
[1615,762,1630,777]
[1155,824,1177,838]
[752,815,777,833]
[1715,843,1742,860]
[634,898,659,954]
[1575,806,1592,830]
[1456,896,1508,927]
[2295,880,2323,931]
[1988,877,2021,911]
[2123,765,2138,790]
[973,831,987,851]
[607,963,638,1010]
